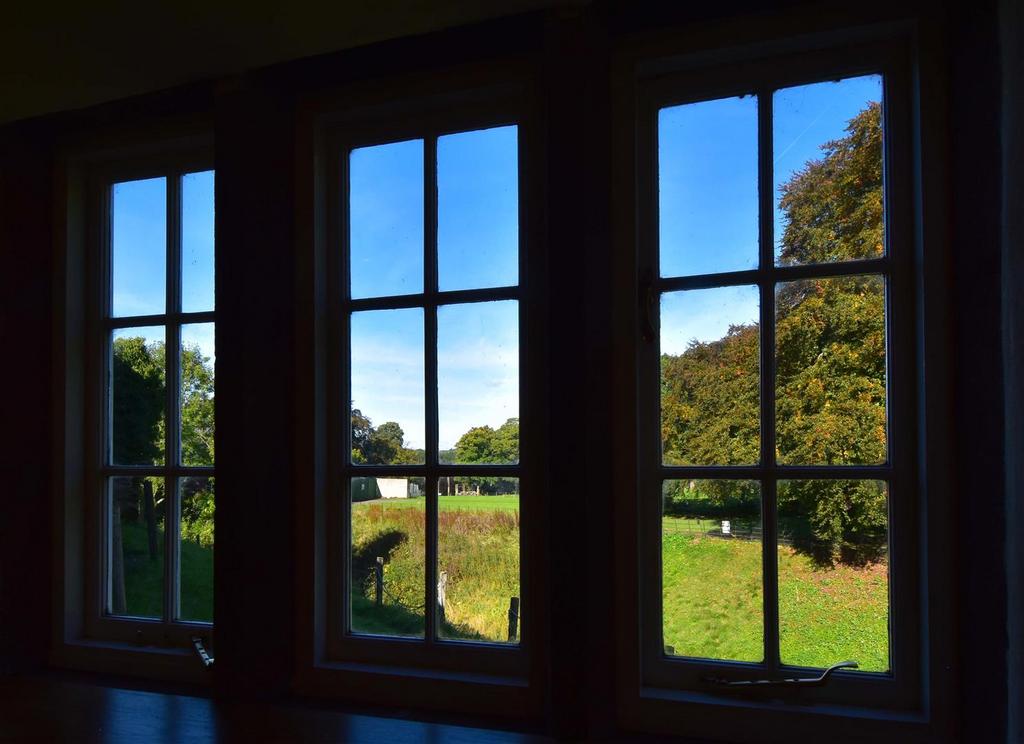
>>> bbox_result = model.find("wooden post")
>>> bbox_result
[375,557,384,607]
[437,571,448,625]
[143,479,159,560]
[508,596,520,642]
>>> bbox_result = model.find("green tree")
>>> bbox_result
[777,103,884,266]
[455,425,496,463]
[492,418,519,463]
[181,344,215,466]
[112,336,164,465]
[452,419,519,494]
[351,408,372,463]
[113,337,217,548]
[660,102,887,565]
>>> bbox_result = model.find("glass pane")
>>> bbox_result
[659,96,759,277]
[181,324,215,466]
[438,477,520,643]
[181,170,215,313]
[350,477,426,638]
[350,309,425,465]
[778,480,890,672]
[438,301,519,464]
[349,139,424,299]
[109,476,165,618]
[774,75,885,266]
[179,476,214,623]
[438,126,519,291]
[662,480,762,662]
[776,275,887,465]
[112,327,165,466]
[112,177,166,317]
[661,286,760,465]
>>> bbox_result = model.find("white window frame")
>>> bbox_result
[309,82,543,687]
[611,27,955,740]
[79,146,216,649]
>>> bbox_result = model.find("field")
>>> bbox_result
[662,516,889,671]
[351,495,520,642]
[119,522,214,622]
[117,497,888,671]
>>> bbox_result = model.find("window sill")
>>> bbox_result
[295,659,537,720]
[50,638,210,686]
[624,685,935,743]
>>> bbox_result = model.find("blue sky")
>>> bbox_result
[112,170,216,364]
[349,127,520,450]
[112,79,881,446]
[659,74,882,350]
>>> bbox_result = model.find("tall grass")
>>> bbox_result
[351,498,520,642]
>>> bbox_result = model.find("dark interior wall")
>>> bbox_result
[948,1,1007,740]
[1002,0,1023,739]
[0,1,564,127]
[0,1,1016,741]
[0,125,54,674]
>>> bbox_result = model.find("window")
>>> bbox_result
[634,43,920,713]
[322,104,530,676]
[87,159,216,646]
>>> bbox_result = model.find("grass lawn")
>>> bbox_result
[120,522,213,622]
[662,516,889,672]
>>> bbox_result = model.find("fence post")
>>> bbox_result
[507,596,520,642]
[375,557,384,607]
[438,571,448,625]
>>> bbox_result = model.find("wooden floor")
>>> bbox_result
[0,675,553,743]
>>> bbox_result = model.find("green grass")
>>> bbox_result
[121,522,213,622]
[662,516,889,672]
[351,497,520,642]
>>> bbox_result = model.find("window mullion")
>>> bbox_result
[424,136,440,644]
[757,88,781,674]
[165,172,183,624]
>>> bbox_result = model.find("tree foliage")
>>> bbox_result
[661,102,888,566]
[113,337,216,547]
[350,409,424,465]
[452,418,519,494]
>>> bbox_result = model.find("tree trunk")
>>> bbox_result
[111,497,126,614]
[143,479,159,560]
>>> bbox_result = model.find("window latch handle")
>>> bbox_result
[191,636,215,670]
[640,269,656,344]
[702,660,858,690]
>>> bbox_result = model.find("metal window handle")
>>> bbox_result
[702,660,859,689]
[191,636,215,670]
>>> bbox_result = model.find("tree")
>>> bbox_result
[777,103,884,266]
[660,102,887,566]
[452,418,519,494]
[455,426,496,464]
[492,418,519,463]
[112,336,163,465]
[113,337,217,548]
[351,408,372,463]
[181,345,215,466]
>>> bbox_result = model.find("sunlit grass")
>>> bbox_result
[351,496,520,642]
[662,516,889,671]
